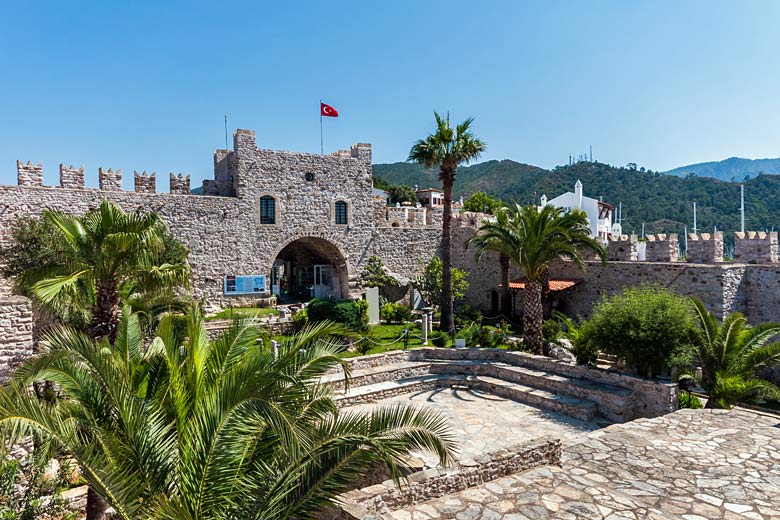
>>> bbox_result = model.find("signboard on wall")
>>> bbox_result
[224,275,267,295]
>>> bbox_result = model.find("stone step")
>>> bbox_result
[429,360,631,422]
[321,360,432,390]
[335,374,444,407]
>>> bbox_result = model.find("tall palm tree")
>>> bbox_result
[0,306,456,520]
[13,200,190,343]
[690,299,780,408]
[475,204,604,355]
[409,112,486,333]
[466,208,515,318]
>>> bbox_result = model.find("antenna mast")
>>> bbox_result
[740,184,745,233]
[693,201,697,234]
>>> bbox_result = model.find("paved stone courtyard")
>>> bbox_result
[348,387,601,467]
[392,409,780,519]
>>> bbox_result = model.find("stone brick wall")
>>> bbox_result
[645,233,678,262]
[0,297,33,383]
[59,164,85,189]
[734,231,778,264]
[686,232,723,263]
[169,173,190,195]
[133,171,156,193]
[607,234,638,261]
[16,161,42,187]
[98,167,122,191]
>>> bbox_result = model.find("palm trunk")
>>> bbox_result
[540,266,551,319]
[86,486,109,520]
[440,172,455,334]
[500,254,511,318]
[523,279,544,355]
[90,279,120,343]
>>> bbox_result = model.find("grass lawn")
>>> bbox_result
[207,307,280,320]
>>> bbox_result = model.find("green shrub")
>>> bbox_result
[393,304,412,324]
[478,327,499,348]
[586,286,695,377]
[542,319,561,344]
[0,451,76,520]
[307,298,366,331]
[429,330,448,348]
[678,392,703,409]
[456,324,480,347]
[354,299,369,332]
[455,304,482,328]
[292,308,308,329]
[380,303,396,324]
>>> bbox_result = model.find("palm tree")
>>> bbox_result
[690,299,780,408]
[409,112,486,333]
[0,306,456,519]
[466,208,515,318]
[13,200,190,343]
[474,204,604,355]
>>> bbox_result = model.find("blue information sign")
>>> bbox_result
[224,275,267,295]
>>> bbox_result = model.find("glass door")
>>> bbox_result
[313,265,334,299]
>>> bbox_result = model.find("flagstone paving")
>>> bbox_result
[391,409,780,519]
[347,386,601,467]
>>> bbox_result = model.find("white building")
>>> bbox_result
[542,180,614,241]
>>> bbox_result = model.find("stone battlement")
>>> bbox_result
[686,231,724,263]
[644,233,679,262]
[14,161,192,194]
[734,231,778,264]
[607,234,638,261]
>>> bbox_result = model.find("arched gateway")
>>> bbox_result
[270,236,350,303]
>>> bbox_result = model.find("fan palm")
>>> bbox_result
[0,306,456,519]
[690,299,780,408]
[466,208,514,318]
[13,199,190,343]
[409,112,486,333]
[473,204,604,355]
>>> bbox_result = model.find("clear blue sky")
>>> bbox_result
[1,1,779,190]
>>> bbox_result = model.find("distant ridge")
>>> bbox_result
[663,157,780,182]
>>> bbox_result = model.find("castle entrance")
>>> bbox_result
[270,237,349,303]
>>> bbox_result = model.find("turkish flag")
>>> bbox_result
[321,102,339,117]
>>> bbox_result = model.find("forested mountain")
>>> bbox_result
[373,160,780,236]
[663,157,780,182]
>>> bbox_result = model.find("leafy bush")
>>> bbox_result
[306,298,367,331]
[678,392,703,409]
[586,286,695,377]
[380,303,413,324]
[292,308,308,329]
[380,303,395,324]
[455,304,482,328]
[478,327,498,348]
[428,330,448,348]
[456,324,480,346]
[542,319,561,344]
[570,322,600,365]
[0,452,76,520]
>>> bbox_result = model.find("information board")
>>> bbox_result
[224,275,267,295]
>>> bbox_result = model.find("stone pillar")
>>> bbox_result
[59,164,85,189]
[98,167,122,191]
[16,160,43,187]
[686,232,724,263]
[421,313,429,345]
[169,173,191,195]
[134,171,156,193]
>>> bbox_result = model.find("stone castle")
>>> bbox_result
[2,130,780,380]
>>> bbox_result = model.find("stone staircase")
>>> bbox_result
[327,349,649,424]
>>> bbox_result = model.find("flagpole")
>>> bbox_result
[320,99,323,155]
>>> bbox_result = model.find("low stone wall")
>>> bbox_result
[332,436,561,519]
[0,297,33,384]
[203,317,295,340]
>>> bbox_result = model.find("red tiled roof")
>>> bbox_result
[503,277,581,291]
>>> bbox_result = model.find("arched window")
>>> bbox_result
[259,196,276,225]
[335,201,348,225]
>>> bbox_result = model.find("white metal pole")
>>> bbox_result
[740,185,745,233]
[693,201,697,234]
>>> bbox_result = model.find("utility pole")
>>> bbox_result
[693,201,697,234]
[740,184,745,233]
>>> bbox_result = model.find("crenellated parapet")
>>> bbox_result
[59,164,85,189]
[134,171,156,193]
[607,234,638,261]
[98,167,122,191]
[16,160,43,187]
[734,231,778,264]
[453,211,489,229]
[350,143,372,162]
[169,173,190,195]
[686,232,723,263]
[644,233,679,262]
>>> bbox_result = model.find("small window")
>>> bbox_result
[305,172,315,182]
[335,201,348,225]
[260,196,276,224]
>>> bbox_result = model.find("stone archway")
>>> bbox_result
[270,236,350,302]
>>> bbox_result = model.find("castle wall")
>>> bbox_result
[0,297,33,384]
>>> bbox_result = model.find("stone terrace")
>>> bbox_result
[394,409,780,520]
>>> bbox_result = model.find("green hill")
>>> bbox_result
[373,160,780,236]
[663,157,780,182]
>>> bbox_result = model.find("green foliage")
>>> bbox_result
[307,298,368,332]
[292,307,308,329]
[412,256,469,308]
[0,450,75,520]
[678,392,704,409]
[374,160,780,237]
[455,304,482,329]
[456,323,480,346]
[0,307,457,519]
[428,330,448,348]
[689,299,780,408]
[542,319,561,344]
[386,184,418,204]
[553,312,599,365]
[462,191,503,214]
[380,303,412,325]
[586,287,695,377]
[360,256,399,289]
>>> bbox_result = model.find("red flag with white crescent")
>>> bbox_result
[320,102,339,117]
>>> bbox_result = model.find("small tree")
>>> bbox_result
[586,286,695,377]
[412,256,469,311]
[360,256,399,289]
[386,184,418,205]
[462,191,503,215]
